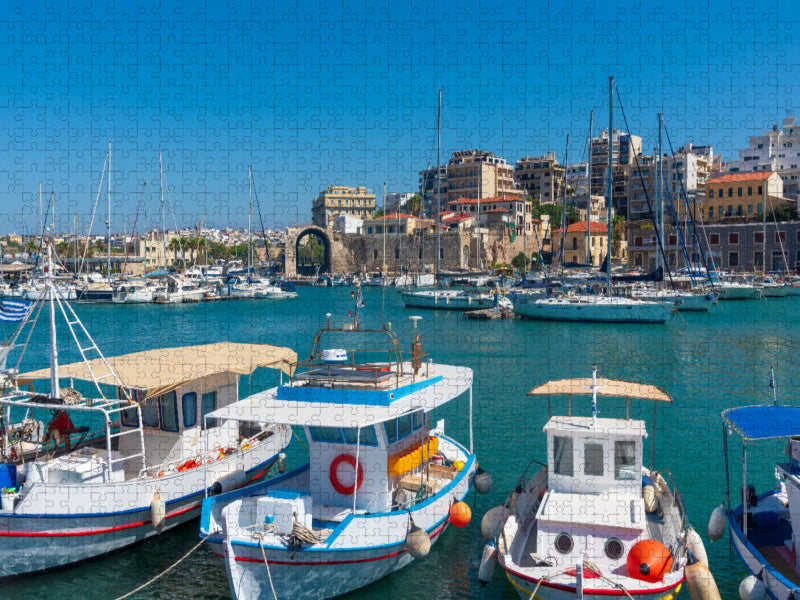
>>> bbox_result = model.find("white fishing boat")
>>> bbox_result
[153,276,208,303]
[0,243,294,577]
[112,280,161,303]
[710,395,800,599]
[514,294,673,323]
[399,289,498,310]
[484,369,704,599]
[200,311,487,600]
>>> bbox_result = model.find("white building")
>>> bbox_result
[566,162,590,198]
[333,214,363,234]
[727,115,800,199]
[385,192,415,214]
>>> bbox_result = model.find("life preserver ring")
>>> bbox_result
[329,454,364,495]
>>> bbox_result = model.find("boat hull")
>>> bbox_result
[400,291,496,310]
[0,430,290,578]
[204,435,475,600]
[514,297,671,323]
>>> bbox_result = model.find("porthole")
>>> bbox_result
[554,532,573,554]
[605,537,624,560]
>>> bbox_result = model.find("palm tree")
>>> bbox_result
[167,237,181,268]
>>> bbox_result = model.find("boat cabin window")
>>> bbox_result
[584,443,604,476]
[141,396,160,429]
[412,410,423,430]
[120,389,144,427]
[310,426,343,443]
[159,391,179,432]
[182,392,197,428]
[201,391,217,430]
[614,441,636,480]
[342,426,378,446]
[553,436,574,476]
[385,419,398,444]
[397,414,412,439]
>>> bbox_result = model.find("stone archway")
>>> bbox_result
[285,225,335,277]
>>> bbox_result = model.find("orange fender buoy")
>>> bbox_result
[626,539,673,583]
[449,501,472,528]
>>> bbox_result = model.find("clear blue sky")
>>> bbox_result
[0,0,796,235]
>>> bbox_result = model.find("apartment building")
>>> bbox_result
[311,185,377,228]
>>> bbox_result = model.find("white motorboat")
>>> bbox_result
[112,280,161,303]
[0,243,294,577]
[400,289,497,310]
[514,294,673,323]
[629,287,714,312]
[200,313,486,600]
[485,369,700,599]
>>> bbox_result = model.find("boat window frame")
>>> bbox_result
[342,426,378,447]
[159,390,179,433]
[384,419,398,444]
[397,414,412,439]
[584,442,604,477]
[120,388,143,428]
[309,426,344,443]
[614,440,637,480]
[553,435,574,476]
[182,391,198,429]
[412,410,423,431]
[201,391,217,430]
[140,394,160,429]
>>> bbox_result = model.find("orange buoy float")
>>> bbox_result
[626,539,673,583]
[449,501,472,528]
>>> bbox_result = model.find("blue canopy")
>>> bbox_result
[723,405,800,440]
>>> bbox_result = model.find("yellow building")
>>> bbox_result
[446,150,522,202]
[702,172,791,221]
[551,221,611,266]
[312,185,377,228]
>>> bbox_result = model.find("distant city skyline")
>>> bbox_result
[0,0,797,235]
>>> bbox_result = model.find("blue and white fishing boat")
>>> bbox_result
[200,309,485,600]
[711,379,800,599]
[0,242,294,578]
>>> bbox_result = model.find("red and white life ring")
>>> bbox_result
[329,454,364,495]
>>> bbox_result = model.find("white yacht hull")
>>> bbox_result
[716,285,760,300]
[400,291,496,310]
[0,427,290,578]
[514,296,672,323]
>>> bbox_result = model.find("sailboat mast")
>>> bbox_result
[248,165,253,271]
[586,110,593,265]
[606,76,614,297]
[436,89,442,282]
[159,152,166,270]
[656,113,663,274]
[47,243,60,399]
[107,139,112,279]
[560,134,569,276]
[763,178,767,279]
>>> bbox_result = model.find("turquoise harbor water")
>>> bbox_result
[3,288,800,599]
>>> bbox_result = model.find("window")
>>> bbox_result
[729,233,739,244]
[755,232,764,243]
[748,204,753,213]
[182,392,197,428]
[412,410,423,430]
[141,396,160,429]
[342,426,378,446]
[776,231,786,243]
[727,205,733,215]
[738,187,742,196]
[728,188,733,197]
[159,391,179,432]
[121,407,139,427]
[758,186,763,195]
[748,187,753,195]
[201,391,217,429]
[397,414,412,439]
[572,237,577,250]
[710,234,719,245]
[384,419,398,443]
[614,441,636,480]
[553,436,574,476]
[737,205,743,216]
[729,251,739,267]
[668,235,677,245]
[755,251,763,267]
[709,190,714,198]
[634,236,642,246]
[709,207,714,218]
[584,443,604,476]
[309,426,343,443]
[796,231,800,243]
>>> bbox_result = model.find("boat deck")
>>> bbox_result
[757,545,800,586]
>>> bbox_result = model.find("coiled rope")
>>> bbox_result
[114,534,210,600]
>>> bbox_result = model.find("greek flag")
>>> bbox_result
[0,300,32,322]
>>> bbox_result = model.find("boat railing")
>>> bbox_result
[0,394,146,478]
[652,468,690,568]
[293,348,430,387]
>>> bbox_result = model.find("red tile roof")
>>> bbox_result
[442,214,475,222]
[552,221,608,234]
[708,172,774,183]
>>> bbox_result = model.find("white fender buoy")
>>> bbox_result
[481,506,511,541]
[405,521,431,559]
[278,452,286,474]
[686,527,708,566]
[708,504,726,542]
[684,560,722,600]
[643,485,657,513]
[473,467,493,495]
[478,539,497,586]
[211,468,248,495]
[150,489,166,532]
[738,575,766,600]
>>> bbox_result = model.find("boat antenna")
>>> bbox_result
[606,77,613,297]
[382,182,386,329]
[770,367,777,405]
[591,364,598,429]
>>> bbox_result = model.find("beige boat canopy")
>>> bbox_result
[528,378,672,403]
[15,342,297,401]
